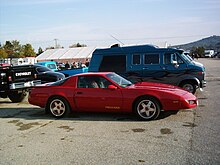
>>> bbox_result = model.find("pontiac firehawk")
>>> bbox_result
[28,72,197,120]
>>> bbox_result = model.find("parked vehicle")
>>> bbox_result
[204,50,215,58]
[0,64,65,102]
[37,61,88,77]
[36,61,58,71]
[58,67,88,77]
[89,44,206,94]
[28,72,197,120]
[33,64,65,84]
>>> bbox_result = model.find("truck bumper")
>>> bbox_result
[9,80,41,89]
[201,80,206,88]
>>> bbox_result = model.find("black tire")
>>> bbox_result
[46,96,70,118]
[180,81,196,94]
[134,96,161,121]
[8,90,27,103]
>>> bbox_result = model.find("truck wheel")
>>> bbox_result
[180,81,196,94]
[47,96,70,118]
[134,96,161,121]
[8,91,27,103]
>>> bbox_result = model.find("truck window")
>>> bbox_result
[132,54,141,65]
[99,55,126,72]
[144,54,159,64]
[164,53,184,64]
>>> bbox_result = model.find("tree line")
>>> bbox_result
[0,40,40,59]
[190,47,205,58]
[0,40,87,59]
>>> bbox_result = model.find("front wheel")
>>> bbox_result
[47,96,70,118]
[180,81,196,94]
[134,96,161,121]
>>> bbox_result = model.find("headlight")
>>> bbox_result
[188,100,196,105]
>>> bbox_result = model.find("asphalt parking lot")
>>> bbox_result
[0,58,219,165]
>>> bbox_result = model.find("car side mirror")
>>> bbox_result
[108,85,118,90]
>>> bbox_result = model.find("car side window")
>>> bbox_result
[77,76,112,88]
[144,54,159,64]
[164,53,184,64]
[132,54,141,65]
[99,55,126,72]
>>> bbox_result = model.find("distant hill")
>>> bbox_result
[172,35,220,51]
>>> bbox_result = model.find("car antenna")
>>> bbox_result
[109,34,125,46]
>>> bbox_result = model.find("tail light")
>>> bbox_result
[197,71,204,75]
[8,76,12,82]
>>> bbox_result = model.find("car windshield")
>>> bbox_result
[106,73,132,88]
[180,53,192,63]
[48,64,57,70]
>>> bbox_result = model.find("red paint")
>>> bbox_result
[29,72,197,114]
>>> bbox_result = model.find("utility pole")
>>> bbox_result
[54,39,58,49]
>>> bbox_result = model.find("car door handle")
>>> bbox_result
[76,91,83,94]
[143,67,148,70]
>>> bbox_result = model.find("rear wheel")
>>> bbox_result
[180,81,196,94]
[47,96,70,118]
[134,96,161,121]
[8,90,27,103]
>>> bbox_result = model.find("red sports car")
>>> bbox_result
[28,72,197,120]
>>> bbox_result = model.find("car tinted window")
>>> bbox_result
[132,54,141,65]
[99,55,126,72]
[164,53,184,64]
[77,76,111,88]
[144,54,159,64]
[48,64,57,70]
[36,66,51,72]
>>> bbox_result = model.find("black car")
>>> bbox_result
[0,64,65,102]
[33,64,65,83]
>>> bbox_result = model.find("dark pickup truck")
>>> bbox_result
[0,64,65,102]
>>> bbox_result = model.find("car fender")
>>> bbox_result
[132,93,163,111]
[178,76,200,88]
[46,89,77,111]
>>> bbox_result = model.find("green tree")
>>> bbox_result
[11,40,22,57]
[3,41,13,57]
[69,43,87,48]
[3,40,22,58]
[37,47,43,56]
[21,44,36,57]
[0,48,7,59]
[190,46,205,58]
[46,46,55,50]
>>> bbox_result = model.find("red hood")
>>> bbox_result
[128,82,188,95]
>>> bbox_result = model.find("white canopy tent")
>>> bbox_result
[36,46,97,63]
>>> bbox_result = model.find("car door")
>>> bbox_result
[142,53,163,82]
[161,52,188,85]
[74,75,123,112]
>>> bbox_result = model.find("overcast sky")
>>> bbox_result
[0,0,220,50]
